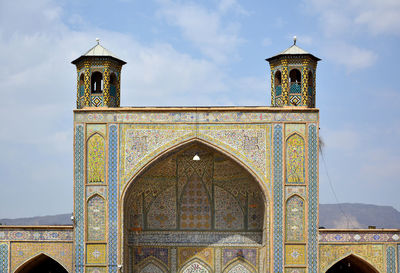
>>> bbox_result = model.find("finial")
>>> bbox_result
[293,36,297,45]
[96,38,100,45]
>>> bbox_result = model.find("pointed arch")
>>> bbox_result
[121,139,270,273]
[87,194,106,241]
[285,194,305,242]
[109,73,117,97]
[14,253,69,273]
[137,257,168,273]
[325,254,380,273]
[179,258,213,273]
[87,133,106,183]
[223,258,257,273]
[121,137,270,203]
[91,71,103,93]
[286,133,305,184]
[79,73,85,97]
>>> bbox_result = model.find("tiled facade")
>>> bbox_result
[1,42,399,273]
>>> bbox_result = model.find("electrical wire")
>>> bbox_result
[320,145,352,228]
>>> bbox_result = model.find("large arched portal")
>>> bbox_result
[123,142,268,273]
[326,254,379,273]
[14,253,68,273]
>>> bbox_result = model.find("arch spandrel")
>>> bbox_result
[119,124,272,198]
[319,245,385,273]
[13,252,71,273]
[324,254,380,273]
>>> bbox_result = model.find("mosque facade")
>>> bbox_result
[0,41,399,273]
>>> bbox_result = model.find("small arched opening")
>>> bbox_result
[110,73,117,97]
[14,253,68,273]
[91,71,103,93]
[307,71,313,96]
[274,70,282,96]
[326,254,379,273]
[79,74,85,97]
[289,69,301,94]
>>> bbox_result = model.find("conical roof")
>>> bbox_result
[72,39,126,65]
[266,38,320,62]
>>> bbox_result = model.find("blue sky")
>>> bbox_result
[0,0,399,218]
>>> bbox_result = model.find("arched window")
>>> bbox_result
[274,71,282,96]
[110,73,117,97]
[308,71,313,96]
[289,69,301,94]
[91,72,103,93]
[79,74,85,97]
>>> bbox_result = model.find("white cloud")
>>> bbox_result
[157,0,244,63]
[323,42,377,71]
[218,0,249,15]
[305,0,400,36]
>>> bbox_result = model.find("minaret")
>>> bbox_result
[266,37,320,107]
[72,39,126,109]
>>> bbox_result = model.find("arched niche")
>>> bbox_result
[122,141,269,273]
[180,258,213,273]
[223,259,256,273]
[325,254,379,273]
[14,253,68,273]
[137,257,168,273]
[87,194,106,241]
[285,133,305,184]
[87,133,106,183]
[285,194,305,242]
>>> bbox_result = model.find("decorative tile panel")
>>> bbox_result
[308,124,318,273]
[273,124,283,273]
[86,267,107,273]
[387,245,396,273]
[11,242,72,273]
[0,243,8,273]
[87,134,106,183]
[87,124,106,137]
[86,186,107,199]
[285,124,305,136]
[178,248,214,268]
[286,134,305,184]
[0,229,73,241]
[133,247,169,267]
[319,231,400,243]
[75,111,319,124]
[75,124,85,273]
[285,245,305,266]
[222,248,258,268]
[108,124,118,273]
[87,195,106,241]
[87,244,107,264]
[285,195,305,242]
[319,244,384,273]
[128,232,262,246]
[285,186,306,199]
